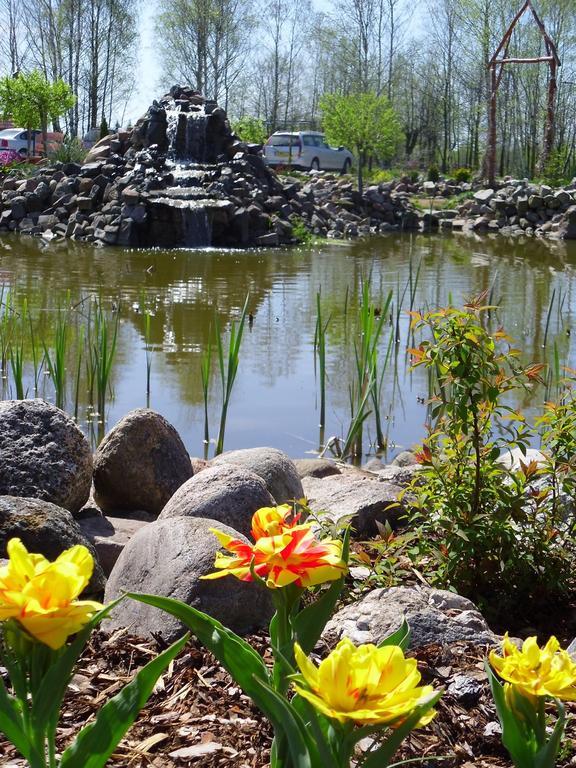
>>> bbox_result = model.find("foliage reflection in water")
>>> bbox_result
[0,232,575,458]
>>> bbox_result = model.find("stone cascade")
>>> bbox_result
[0,84,420,248]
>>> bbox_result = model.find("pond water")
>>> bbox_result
[1,232,575,460]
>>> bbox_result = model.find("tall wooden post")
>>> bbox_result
[487,66,498,186]
[485,0,560,183]
[540,57,557,173]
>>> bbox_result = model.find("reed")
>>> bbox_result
[92,300,119,417]
[9,300,26,399]
[340,280,391,459]
[144,309,152,406]
[73,335,83,420]
[201,330,212,449]
[214,294,249,456]
[542,288,556,349]
[314,290,330,429]
[42,305,69,409]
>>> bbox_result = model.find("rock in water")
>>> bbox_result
[0,496,105,594]
[0,399,93,513]
[159,464,275,538]
[211,447,304,504]
[93,409,192,517]
[104,516,272,642]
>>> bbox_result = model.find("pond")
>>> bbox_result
[0,231,575,460]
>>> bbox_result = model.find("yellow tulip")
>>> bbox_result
[0,538,103,650]
[292,638,437,726]
[489,634,576,701]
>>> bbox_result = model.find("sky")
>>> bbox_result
[123,0,334,124]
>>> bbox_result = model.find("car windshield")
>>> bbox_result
[268,134,301,147]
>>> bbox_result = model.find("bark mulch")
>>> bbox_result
[2,630,576,767]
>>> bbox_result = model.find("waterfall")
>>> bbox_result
[165,101,182,156]
[182,204,211,248]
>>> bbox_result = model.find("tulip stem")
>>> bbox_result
[271,590,297,696]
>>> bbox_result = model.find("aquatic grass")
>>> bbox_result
[214,293,249,456]
[9,300,26,399]
[73,332,83,420]
[542,288,556,349]
[339,280,391,459]
[42,304,69,409]
[314,289,330,429]
[92,299,119,418]
[27,302,42,395]
[144,308,152,406]
[201,329,213,451]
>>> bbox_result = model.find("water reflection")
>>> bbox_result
[0,232,575,459]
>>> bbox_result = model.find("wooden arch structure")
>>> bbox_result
[486,0,560,184]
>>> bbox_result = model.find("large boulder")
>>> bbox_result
[293,459,341,479]
[211,447,303,504]
[93,409,192,516]
[0,399,92,513]
[324,586,496,651]
[301,474,404,537]
[0,496,105,594]
[78,512,148,576]
[104,516,272,642]
[159,464,275,538]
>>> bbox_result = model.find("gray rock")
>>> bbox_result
[211,447,304,504]
[0,496,105,594]
[373,464,421,488]
[391,450,418,467]
[473,189,495,204]
[301,474,403,537]
[293,459,341,479]
[159,464,275,538]
[104,516,272,642]
[324,586,496,650]
[78,512,148,576]
[498,447,546,471]
[93,409,192,517]
[447,674,484,706]
[0,399,93,513]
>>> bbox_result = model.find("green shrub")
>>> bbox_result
[427,164,440,182]
[290,215,312,244]
[453,167,471,183]
[99,116,109,139]
[231,115,267,145]
[403,299,575,610]
[543,147,571,186]
[50,135,87,164]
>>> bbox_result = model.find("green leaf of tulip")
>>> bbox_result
[59,632,189,768]
[358,690,443,768]
[0,676,40,764]
[534,700,565,768]
[485,660,537,767]
[377,618,411,652]
[125,593,271,709]
[31,597,125,738]
[252,675,322,768]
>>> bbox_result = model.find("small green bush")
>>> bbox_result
[403,300,576,612]
[231,116,267,145]
[427,164,440,182]
[50,135,87,164]
[290,215,312,244]
[99,116,109,139]
[453,167,471,183]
